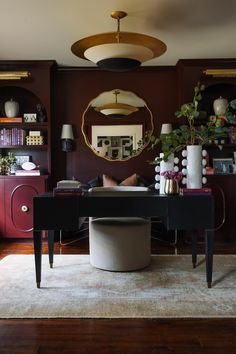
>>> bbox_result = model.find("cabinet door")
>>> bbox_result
[4,177,46,238]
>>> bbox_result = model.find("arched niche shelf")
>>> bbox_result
[0,85,45,117]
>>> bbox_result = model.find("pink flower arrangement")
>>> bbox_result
[161,170,183,182]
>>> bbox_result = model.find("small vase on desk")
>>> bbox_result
[164,179,179,195]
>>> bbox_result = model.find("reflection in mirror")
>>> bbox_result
[82,89,154,161]
[94,90,139,117]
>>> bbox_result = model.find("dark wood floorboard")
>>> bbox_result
[0,231,236,354]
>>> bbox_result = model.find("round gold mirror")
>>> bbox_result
[81,89,154,161]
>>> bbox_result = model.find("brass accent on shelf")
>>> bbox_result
[203,69,236,77]
[0,71,31,80]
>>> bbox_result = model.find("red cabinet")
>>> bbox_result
[0,176,47,238]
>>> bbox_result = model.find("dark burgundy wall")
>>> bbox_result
[53,66,178,185]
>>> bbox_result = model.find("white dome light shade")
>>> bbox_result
[71,11,167,72]
[84,43,154,69]
[95,90,139,117]
[95,103,138,116]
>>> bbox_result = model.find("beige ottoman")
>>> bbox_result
[89,216,151,271]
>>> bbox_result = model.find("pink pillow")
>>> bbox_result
[102,174,118,187]
[103,173,138,187]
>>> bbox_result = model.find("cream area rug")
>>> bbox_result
[0,254,235,318]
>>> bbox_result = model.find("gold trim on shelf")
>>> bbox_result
[0,71,31,80]
[203,69,236,77]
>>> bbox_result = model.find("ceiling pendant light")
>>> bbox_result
[71,11,167,72]
[95,90,139,116]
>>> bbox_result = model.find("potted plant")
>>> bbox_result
[0,152,16,175]
[149,82,236,188]
[149,82,236,163]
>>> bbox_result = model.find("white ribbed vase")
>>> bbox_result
[186,145,202,188]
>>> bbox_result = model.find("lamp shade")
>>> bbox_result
[71,11,167,72]
[160,123,172,134]
[94,90,138,116]
[61,124,74,140]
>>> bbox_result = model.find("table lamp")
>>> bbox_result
[61,124,74,152]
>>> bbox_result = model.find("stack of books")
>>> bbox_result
[0,117,23,123]
[53,179,83,196]
[15,169,40,176]
[180,187,212,195]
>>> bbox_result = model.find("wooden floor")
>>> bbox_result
[0,229,236,354]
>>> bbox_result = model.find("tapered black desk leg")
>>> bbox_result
[33,230,42,288]
[191,230,197,268]
[47,230,54,268]
[205,229,214,288]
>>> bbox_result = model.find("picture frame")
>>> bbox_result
[213,158,233,173]
[91,124,143,160]
[23,113,37,123]
[15,155,31,166]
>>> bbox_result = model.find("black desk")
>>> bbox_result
[33,191,214,288]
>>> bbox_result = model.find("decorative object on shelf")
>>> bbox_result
[0,152,16,175]
[36,103,47,122]
[213,158,233,174]
[23,113,37,123]
[71,11,166,72]
[161,170,183,195]
[0,71,30,80]
[26,136,44,145]
[61,124,74,152]
[21,162,36,170]
[213,96,228,116]
[15,155,30,166]
[4,99,19,118]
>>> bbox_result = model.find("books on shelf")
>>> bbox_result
[0,117,23,123]
[15,169,40,176]
[180,187,212,195]
[53,187,84,196]
[0,128,26,146]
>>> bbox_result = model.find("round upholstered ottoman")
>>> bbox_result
[89,216,151,271]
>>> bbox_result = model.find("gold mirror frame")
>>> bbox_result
[81,89,154,161]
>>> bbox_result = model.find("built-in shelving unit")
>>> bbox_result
[0,60,56,238]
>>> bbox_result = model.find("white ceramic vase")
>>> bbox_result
[213,96,228,116]
[4,99,19,118]
[181,145,207,189]
[155,153,179,194]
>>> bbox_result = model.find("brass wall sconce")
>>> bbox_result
[0,71,31,80]
[203,69,236,77]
